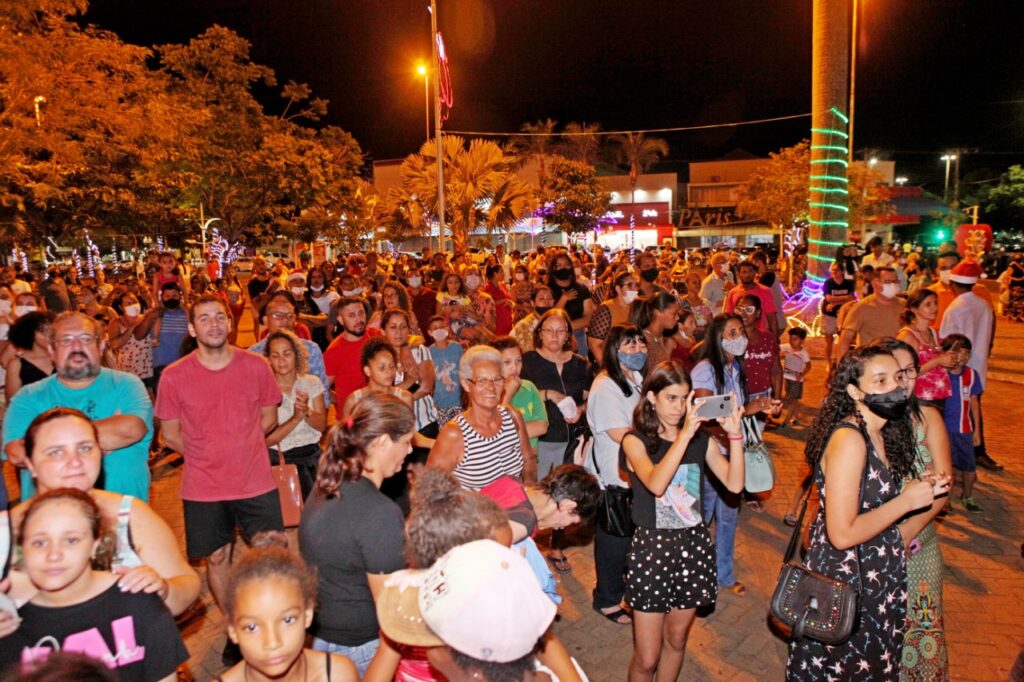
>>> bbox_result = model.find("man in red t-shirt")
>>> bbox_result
[323,296,379,417]
[154,295,283,623]
[725,260,779,337]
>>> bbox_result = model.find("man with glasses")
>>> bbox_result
[2,312,153,501]
[249,291,329,402]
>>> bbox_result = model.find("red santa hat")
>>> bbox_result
[949,260,983,285]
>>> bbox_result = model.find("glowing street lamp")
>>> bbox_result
[416,63,430,141]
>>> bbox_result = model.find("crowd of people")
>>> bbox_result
[0,234,1014,681]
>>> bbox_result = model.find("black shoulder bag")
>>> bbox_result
[769,425,867,645]
[590,445,634,538]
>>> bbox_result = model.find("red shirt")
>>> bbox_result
[485,282,514,336]
[154,349,282,501]
[725,283,777,332]
[323,328,380,416]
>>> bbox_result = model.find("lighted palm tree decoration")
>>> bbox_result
[517,118,558,189]
[561,122,601,164]
[611,132,669,255]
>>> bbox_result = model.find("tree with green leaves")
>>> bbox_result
[983,164,1024,230]
[610,132,669,253]
[736,140,893,235]
[560,122,602,165]
[515,118,558,189]
[538,156,610,236]
[400,136,535,253]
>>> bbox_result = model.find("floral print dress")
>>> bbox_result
[787,422,907,681]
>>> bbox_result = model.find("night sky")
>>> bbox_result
[84,0,1024,193]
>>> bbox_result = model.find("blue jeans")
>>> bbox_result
[313,637,379,677]
[703,475,740,587]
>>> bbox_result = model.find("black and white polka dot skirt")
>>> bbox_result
[624,525,718,613]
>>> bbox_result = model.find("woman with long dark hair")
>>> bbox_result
[585,325,648,624]
[298,393,415,676]
[871,337,952,680]
[897,288,954,406]
[786,346,949,681]
[587,271,640,366]
[622,361,744,681]
[631,291,680,370]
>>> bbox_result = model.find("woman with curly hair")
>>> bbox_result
[786,346,950,681]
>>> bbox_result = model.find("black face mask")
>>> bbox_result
[662,323,679,338]
[861,387,909,420]
[640,268,659,283]
[553,267,573,281]
[534,306,553,317]
[163,298,181,309]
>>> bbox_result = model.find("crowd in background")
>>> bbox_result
[0,234,1017,681]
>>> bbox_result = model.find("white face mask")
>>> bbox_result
[721,336,749,357]
[0,300,11,315]
[938,270,951,285]
[622,290,639,304]
[430,328,449,342]
[342,288,361,297]
[290,287,305,298]
[881,282,901,299]
[407,276,422,289]
[514,272,526,281]
[15,304,36,317]
[124,304,141,318]
[311,284,325,293]
[465,275,481,290]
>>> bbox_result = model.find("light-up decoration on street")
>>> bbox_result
[783,107,851,336]
[111,236,119,274]
[71,248,84,279]
[84,230,100,278]
[436,33,453,122]
[156,236,165,252]
[207,228,242,279]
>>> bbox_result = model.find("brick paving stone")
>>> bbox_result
[34,308,1017,681]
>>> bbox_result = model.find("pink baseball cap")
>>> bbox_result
[376,539,557,662]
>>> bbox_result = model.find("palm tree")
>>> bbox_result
[610,132,670,253]
[516,118,558,189]
[402,136,534,253]
[560,122,601,164]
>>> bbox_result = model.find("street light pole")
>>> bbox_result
[417,64,430,141]
[430,0,446,254]
[941,153,957,202]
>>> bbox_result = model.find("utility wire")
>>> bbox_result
[444,112,812,137]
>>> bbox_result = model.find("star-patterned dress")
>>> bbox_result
[786,422,907,681]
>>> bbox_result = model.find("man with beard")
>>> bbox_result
[323,296,379,417]
[2,312,152,501]
[154,294,283,665]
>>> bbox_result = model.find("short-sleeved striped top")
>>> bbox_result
[452,406,523,491]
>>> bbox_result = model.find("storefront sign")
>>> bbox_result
[677,206,739,228]
[604,202,671,226]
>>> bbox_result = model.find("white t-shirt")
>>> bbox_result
[277,373,326,451]
[861,252,895,269]
[779,343,811,382]
[585,371,642,489]
[939,291,993,389]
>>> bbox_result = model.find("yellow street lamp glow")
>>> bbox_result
[416,64,427,76]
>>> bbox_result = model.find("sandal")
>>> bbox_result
[745,499,766,513]
[783,513,798,527]
[547,554,571,574]
[593,605,632,625]
[725,582,747,596]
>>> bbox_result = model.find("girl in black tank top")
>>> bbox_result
[217,535,358,682]
[619,361,746,682]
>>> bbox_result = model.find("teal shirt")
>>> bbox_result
[2,368,154,501]
[511,379,547,450]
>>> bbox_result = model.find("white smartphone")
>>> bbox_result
[695,393,734,420]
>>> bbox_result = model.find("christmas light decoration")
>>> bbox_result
[207,228,242,279]
[71,249,83,278]
[436,33,453,122]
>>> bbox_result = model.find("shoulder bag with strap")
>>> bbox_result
[741,416,775,493]
[271,447,304,528]
[769,423,867,644]
[589,444,634,538]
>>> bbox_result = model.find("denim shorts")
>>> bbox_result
[312,637,379,678]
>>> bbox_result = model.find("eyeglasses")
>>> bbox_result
[736,306,756,315]
[467,377,505,388]
[541,327,569,336]
[896,367,919,381]
[269,312,296,320]
[55,334,99,348]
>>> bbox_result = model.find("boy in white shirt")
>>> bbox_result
[778,327,811,426]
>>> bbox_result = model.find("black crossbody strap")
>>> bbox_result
[781,422,870,565]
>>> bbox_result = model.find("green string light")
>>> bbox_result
[808,252,837,263]
[810,174,848,184]
[811,144,850,154]
[810,202,849,212]
[809,220,849,227]
[809,187,849,195]
[829,107,849,124]
[811,127,849,139]
[808,237,847,247]
[810,159,849,167]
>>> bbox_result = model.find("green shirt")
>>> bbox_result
[511,379,547,450]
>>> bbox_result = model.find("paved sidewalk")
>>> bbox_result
[141,315,1024,680]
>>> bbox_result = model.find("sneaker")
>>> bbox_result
[961,495,982,512]
[975,454,1004,472]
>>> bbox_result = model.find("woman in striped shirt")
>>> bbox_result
[427,345,534,491]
